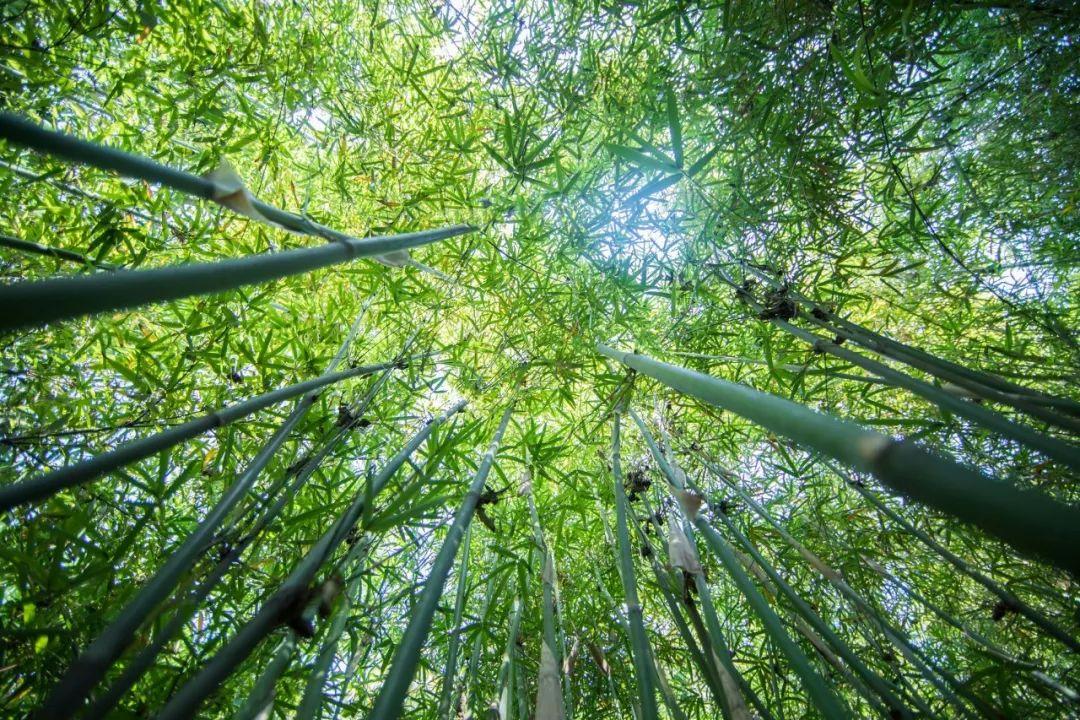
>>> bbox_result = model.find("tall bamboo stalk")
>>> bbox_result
[0,359,405,510]
[844,473,1080,654]
[716,511,915,719]
[364,404,513,720]
[631,410,852,719]
[83,367,394,718]
[598,344,1080,575]
[295,535,374,720]
[694,455,999,719]
[610,412,660,720]
[155,399,468,720]
[0,231,119,270]
[741,265,1080,427]
[436,524,473,719]
[39,314,375,719]
[739,290,1079,470]
[0,223,470,331]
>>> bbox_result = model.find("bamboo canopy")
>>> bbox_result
[1,3,1078,719]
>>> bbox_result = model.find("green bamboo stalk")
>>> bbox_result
[753,303,1079,470]
[636,493,765,720]
[845,475,1080,654]
[856,551,1078,705]
[436,524,473,719]
[598,344,1080,575]
[741,265,1080,414]
[295,535,373,720]
[0,113,463,249]
[233,635,297,720]
[610,412,660,720]
[0,359,403,510]
[620,502,730,711]
[84,367,394,719]
[0,231,119,270]
[364,404,513,720]
[716,512,915,719]
[494,593,525,720]
[0,223,470,332]
[741,265,1080,427]
[155,399,468,720]
[40,351,381,719]
[730,548,893,719]
[694,456,991,719]
[526,480,566,720]
[468,564,498,718]
[630,410,852,719]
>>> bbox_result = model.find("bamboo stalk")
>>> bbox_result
[693,455,996,719]
[598,344,1080,575]
[636,492,765,720]
[631,410,852,719]
[610,412,660,720]
[0,359,404,510]
[84,367,394,718]
[154,399,468,720]
[39,337,382,719]
[0,231,119,270]
[716,512,914,719]
[0,223,471,332]
[844,474,1080,653]
[436,524,473,719]
[753,301,1079,470]
[233,635,297,720]
[295,535,373,720]
[364,404,513,720]
[741,265,1080,425]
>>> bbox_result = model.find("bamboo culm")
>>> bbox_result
[155,399,468,720]
[39,356,372,719]
[611,412,661,720]
[81,329,387,719]
[630,410,852,720]
[0,359,403,510]
[0,223,471,332]
[598,344,1080,576]
[436,524,473,720]
[745,296,1080,470]
[364,404,513,720]
[740,265,1080,428]
[693,456,997,719]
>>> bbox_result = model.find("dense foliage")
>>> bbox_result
[1,0,1077,718]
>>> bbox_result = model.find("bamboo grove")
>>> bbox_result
[0,1,1077,718]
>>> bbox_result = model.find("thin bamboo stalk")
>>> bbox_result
[82,350,391,719]
[752,300,1079,470]
[154,399,468,720]
[610,412,660,720]
[436,524,473,719]
[631,410,852,719]
[741,265,1080,425]
[845,475,1080,654]
[856,552,1079,705]
[598,344,1080,575]
[0,223,471,332]
[0,359,404,510]
[233,635,297,720]
[694,456,996,719]
[295,535,373,720]
[636,493,765,720]
[364,405,513,720]
[716,512,914,719]
[40,350,378,719]
[0,231,119,270]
